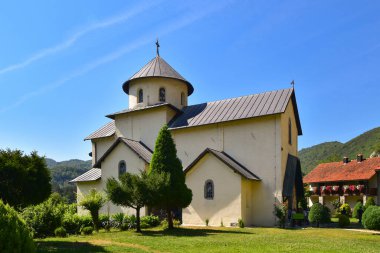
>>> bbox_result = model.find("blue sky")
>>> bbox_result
[1,0,379,161]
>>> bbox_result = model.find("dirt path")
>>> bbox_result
[87,239,166,253]
[344,229,380,234]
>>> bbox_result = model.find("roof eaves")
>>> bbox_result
[106,103,180,119]
[184,148,260,180]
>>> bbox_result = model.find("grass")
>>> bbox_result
[35,226,380,253]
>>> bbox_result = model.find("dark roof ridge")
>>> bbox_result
[184,148,260,180]
[93,137,153,168]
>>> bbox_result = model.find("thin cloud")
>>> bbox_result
[0,0,235,113]
[0,1,159,75]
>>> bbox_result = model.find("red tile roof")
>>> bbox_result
[303,157,380,184]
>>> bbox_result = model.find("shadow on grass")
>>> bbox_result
[141,227,253,237]
[36,241,108,253]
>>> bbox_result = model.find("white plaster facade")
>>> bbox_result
[74,54,303,227]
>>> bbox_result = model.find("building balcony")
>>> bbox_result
[309,185,377,197]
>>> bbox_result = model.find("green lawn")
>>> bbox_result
[35,227,380,253]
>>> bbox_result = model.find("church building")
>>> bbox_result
[71,44,304,227]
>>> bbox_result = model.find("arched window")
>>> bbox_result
[204,180,214,200]
[181,92,185,105]
[288,118,292,145]
[138,89,143,103]
[159,88,166,102]
[118,160,126,177]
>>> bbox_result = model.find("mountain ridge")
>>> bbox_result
[299,127,380,175]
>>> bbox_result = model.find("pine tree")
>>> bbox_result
[106,171,151,232]
[149,125,192,229]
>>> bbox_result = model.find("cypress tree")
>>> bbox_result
[149,125,192,229]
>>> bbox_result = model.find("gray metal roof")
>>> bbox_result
[93,137,153,168]
[106,103,180,120]
[84,121,115,140]
[184,148,261,180]
[121,138,153,163]
[122,56,194,95]
[169,88,302,135]
[70,168,101,183]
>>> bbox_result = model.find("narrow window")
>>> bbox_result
[159,88,166,102]
[118,160,126,177]
[138,89,143,103]
[288,118,292,145]
[204,180,214,200]
[181,92,185,105]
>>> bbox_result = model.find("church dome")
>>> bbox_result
[122,55,194,96]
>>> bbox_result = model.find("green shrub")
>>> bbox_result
[54,227,67,237]
[112,213,125,228]
[99,214,110,228]
[160,219,168,229]
[79,215,93,228]
[364,197,376,211]
[81,226,94,235]
[21,194,66,238]
[362,206,380,230]
[0,200,35,253]
[339,203,351,216]
[140,215,160,228]
[205,218,209,226]
[62,213,82,235]
[124,215,137,230]
[337,214,350,228]
[238,218,245,228]
[173,219,181,228]
[352,201,363,218]
[308,203,331,226]
[273,203,287,228]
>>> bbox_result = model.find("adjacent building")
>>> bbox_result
[303,155,380,210]
[71,48,304,227]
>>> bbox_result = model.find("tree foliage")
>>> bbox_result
[21,193,74,238]
[149,125,192,229]
[362,206,380,231]
[364,197,376,211]
[106,171,153,232]
[79,189,106,232]
[0,200,35,252]
[308,203,331,227]
[48,159,91,203]
[0,149,51,208]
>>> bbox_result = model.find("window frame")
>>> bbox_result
[288,118,292,145]
[138,89,143,103]
[159,87,166,102]
[118,160,127,177]
[204,179,214,200]
[181,92,185,105]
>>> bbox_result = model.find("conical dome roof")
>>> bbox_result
[122,56,194,95]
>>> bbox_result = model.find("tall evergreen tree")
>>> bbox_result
[149,125,192,229]
[0,149,51,209]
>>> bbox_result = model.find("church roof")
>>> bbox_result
[70,168,101,183]
[93,137,153,168]
[184,148,261,180]
[84,121,115,140]
[85,88,302,140]
[106,103,180,119]
[122,56,194,95]
[169,88,302,135]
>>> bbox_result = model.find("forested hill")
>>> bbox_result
[299,127,380,175]
[46,158,92,203]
